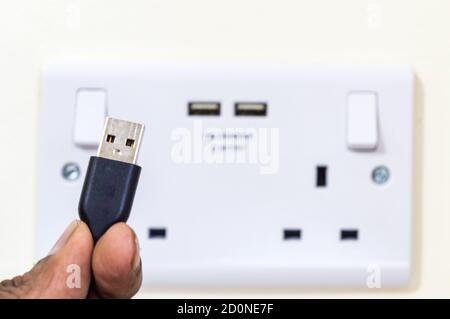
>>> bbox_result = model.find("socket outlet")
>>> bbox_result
[38,62,414,288]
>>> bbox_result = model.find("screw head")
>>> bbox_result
[62,162,81,181]
[372,166,389,185]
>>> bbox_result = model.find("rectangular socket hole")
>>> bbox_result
[148,228,166,239]
[316,166,327,187]
[235,102,267,116]
[188,102,221,116]
[126,138,135,147]
[106,134,115,143]
[283,229,302,240]
[340,229,358,241]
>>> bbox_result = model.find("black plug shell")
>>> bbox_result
[79,156,141,242]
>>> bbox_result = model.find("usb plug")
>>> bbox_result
[79,117,145,242]
[98,118,144,164]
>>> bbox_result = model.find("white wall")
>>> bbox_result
[0,0,448,297]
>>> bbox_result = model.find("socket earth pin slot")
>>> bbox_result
[316,166,327,187]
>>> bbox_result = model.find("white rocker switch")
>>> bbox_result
[73,89,107,147]
[347,92,379,151]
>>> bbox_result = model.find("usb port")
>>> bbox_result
[188,102,221,116]
[235,102,267,116]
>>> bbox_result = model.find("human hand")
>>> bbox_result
[0,220,142,298]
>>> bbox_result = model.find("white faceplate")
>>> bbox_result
[38,62,414,288]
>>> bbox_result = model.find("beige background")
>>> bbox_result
[0,0,448,298]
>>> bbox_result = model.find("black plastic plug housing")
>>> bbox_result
[79,156,141,242]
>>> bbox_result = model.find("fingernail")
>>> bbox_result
[49,220,79,255]
[132,233,141,271]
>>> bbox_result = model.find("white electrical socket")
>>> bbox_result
[38,62,414,288]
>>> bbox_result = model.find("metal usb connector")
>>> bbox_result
[97,117,145,164]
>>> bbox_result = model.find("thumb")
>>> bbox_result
[0,220,93,299]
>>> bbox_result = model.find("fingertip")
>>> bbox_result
[59,220,94,256]
[92,223,142,298]
[95,223,138,268]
